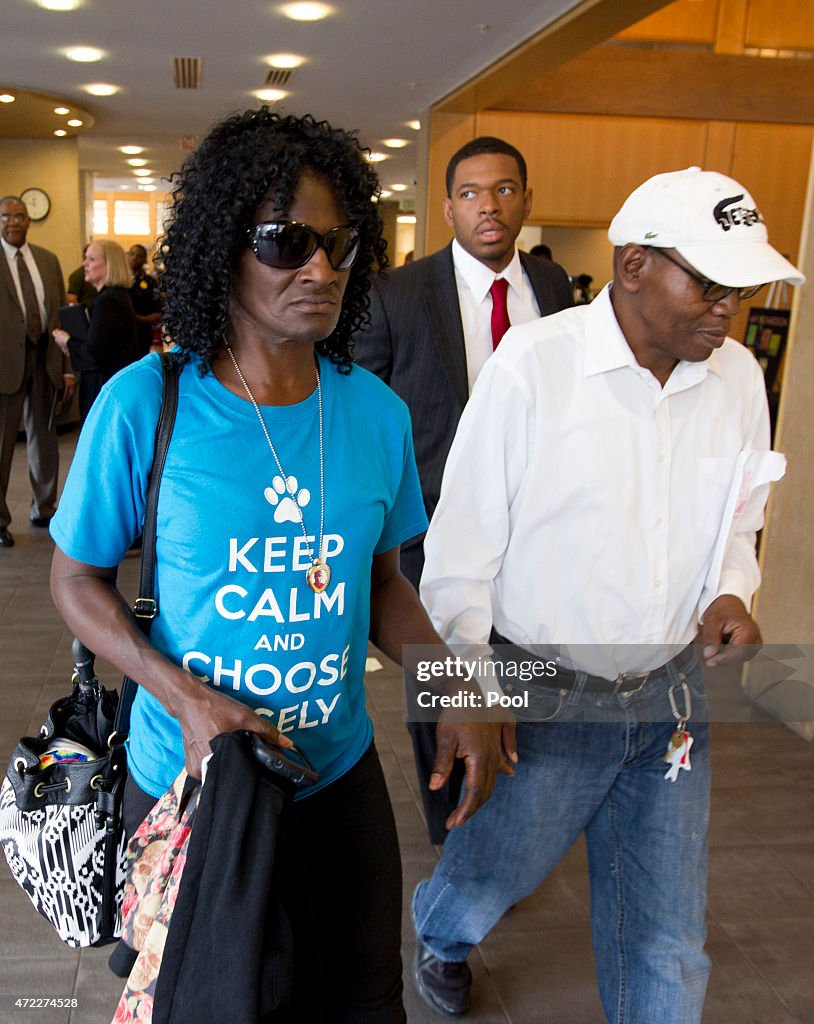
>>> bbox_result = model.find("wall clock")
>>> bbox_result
[20,188,51,222]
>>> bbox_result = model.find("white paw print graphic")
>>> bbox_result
[264,475,310,524]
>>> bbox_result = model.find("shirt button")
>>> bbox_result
[658,454,666,463]
[656,517,664,527]
[655,579,663,588]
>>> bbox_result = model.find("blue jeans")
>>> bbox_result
[413,653,711,1024]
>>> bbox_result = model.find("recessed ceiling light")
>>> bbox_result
[83,83,119,96]
[406,120,421,131]
[37,0,81,9]
[397,215,417,224]
[279,2,332,21]
[53,106,70,115]
[264,52,305,68]
[379,190,392,199]
[133,168,153,176]
[139,178,155,185]
[0,94,15,104]
[53,129,68,137]
[120,145,143,155]
[66,118,83,127]
[64,46,104,63]
[382,138,408,149]
[127,158,147,166]
[367,152,388,163]
[390,183,408,192]
[254,88,288,102]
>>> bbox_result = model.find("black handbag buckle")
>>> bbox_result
[132,598,157,620]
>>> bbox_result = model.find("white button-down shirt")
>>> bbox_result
[421,285,778,676]
[1,238,47,328]
[451,239,541,394]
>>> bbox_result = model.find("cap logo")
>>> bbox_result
[644,231,658,239]
[713,194,764,233]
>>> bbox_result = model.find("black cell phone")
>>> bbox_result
[248,732,320,787]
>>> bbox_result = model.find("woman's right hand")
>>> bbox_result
[173,674,293,780]
[52,328,70,354]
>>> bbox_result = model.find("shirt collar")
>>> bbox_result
[451,238,524,303]
[583,284,724,383]
[1,237,32,262]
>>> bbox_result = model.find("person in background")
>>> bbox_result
[354,135,572,842]
[411,167,803,1020]
[529,242,552,260]
[53,239,139,423]
[48,108,509,1024]
[0,195,73,547]
[66,244,97,310]
[571,271,594,304]
[127,243,163,354]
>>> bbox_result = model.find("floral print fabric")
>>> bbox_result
[111,770,200,1024]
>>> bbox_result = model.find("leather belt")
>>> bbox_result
[491,633,696,696]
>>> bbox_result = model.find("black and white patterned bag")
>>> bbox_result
[0,648,129,947]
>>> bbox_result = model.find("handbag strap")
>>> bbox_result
[115,352,181,736]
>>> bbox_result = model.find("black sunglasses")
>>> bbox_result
[649,248,765,303]
[248,220,360,271]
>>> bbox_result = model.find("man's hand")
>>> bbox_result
[702,594,762,667]
[62,375,76,401]
[431,717,517,831]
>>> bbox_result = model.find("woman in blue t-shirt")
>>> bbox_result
[49,109,512,1024]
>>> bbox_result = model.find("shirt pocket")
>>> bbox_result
[696,455,739,541]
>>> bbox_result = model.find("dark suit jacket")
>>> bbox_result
[0,243,67,395]
[354,242,573,585]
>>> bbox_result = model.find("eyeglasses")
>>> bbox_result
[649,247,764,303]
[247,220,360,271]
[0,212,29,224]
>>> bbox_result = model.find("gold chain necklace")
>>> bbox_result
[224,341,331,594]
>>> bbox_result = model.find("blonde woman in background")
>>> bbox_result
[53,238,139,423]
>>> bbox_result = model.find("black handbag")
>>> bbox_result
[0,353,180,947]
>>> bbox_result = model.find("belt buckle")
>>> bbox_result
[612,669,651,695]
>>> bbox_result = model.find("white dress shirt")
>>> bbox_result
[1,237,47,328]
[451,239,541,393]
[420,285,779,677]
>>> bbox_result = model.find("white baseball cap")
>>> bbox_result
[608,167,804,287]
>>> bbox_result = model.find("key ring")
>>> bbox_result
[668,673,692,730]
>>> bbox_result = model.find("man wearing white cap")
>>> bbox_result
[410,167,804,1022]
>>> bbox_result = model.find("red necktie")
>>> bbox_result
[489,277,510,350]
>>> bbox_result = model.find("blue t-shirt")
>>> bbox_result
[51,352,427,799]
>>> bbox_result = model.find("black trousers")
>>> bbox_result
[400,542,464,845]
[123,743,405,1024]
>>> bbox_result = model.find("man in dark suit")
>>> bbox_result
[0,195,72,547]
[354,137,573,841]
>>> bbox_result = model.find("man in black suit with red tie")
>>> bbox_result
[354,137,573,842]
[0,196,72,548]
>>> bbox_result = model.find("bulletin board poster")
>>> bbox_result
[743,307,790,393]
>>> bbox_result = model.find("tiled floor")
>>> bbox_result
[0,430,813,1024]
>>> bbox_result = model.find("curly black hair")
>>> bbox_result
[157,108,388,374]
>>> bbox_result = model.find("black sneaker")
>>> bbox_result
[413,938,472,1016]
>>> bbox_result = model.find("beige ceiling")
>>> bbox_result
[0,0,585,196]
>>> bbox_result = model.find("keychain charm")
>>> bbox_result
[663,728,693,782]
[664,675,693,782]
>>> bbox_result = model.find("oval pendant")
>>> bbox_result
[306,559,331,594]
